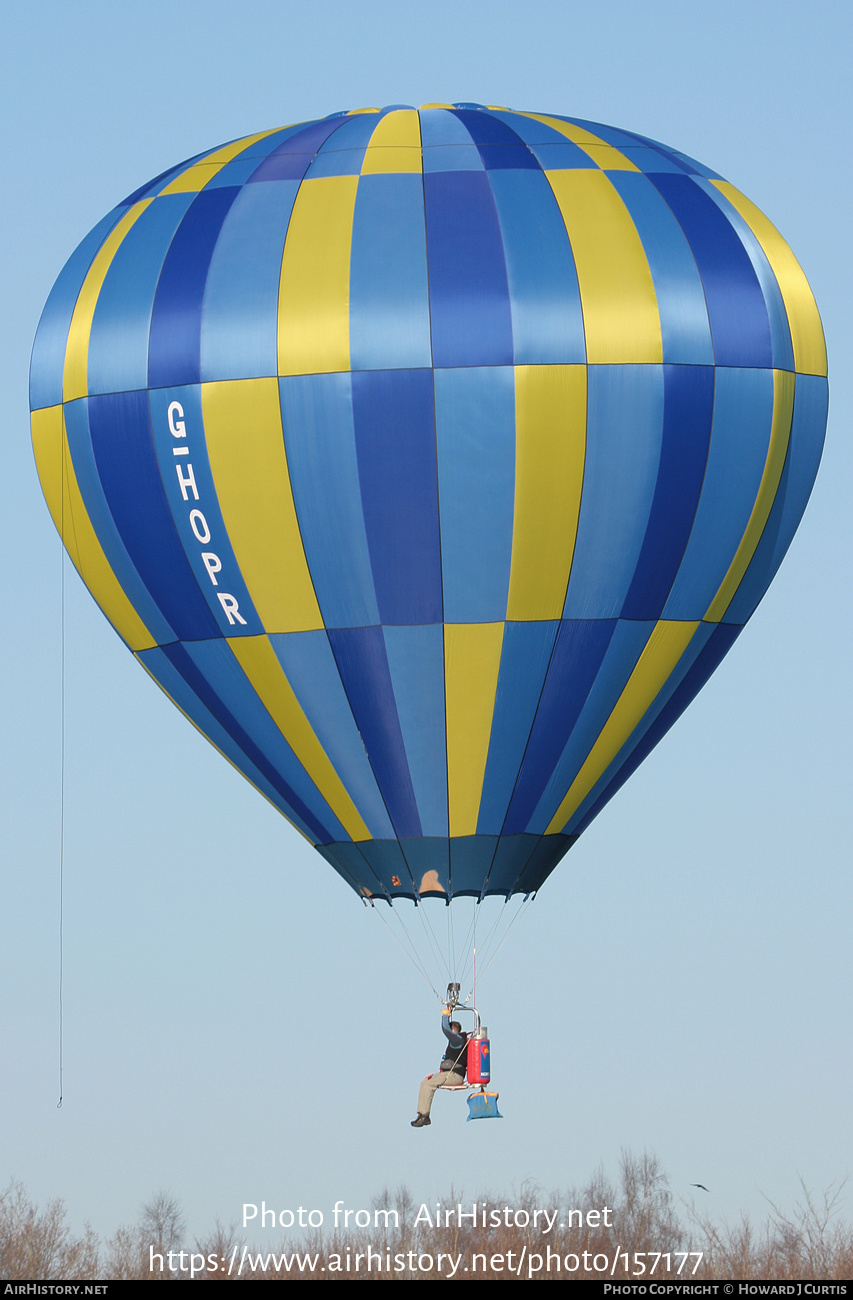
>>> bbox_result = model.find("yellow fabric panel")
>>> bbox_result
[545,620,699,834]
[31,406,156,651]
[201,379,323,633]
[546,170,662,364]
[444,622,504,837]
[361,110,423,173]
[158,129,281,194]
[277,175,358,376]
[134,651,310,841]
[63,200,152,402]
[346,107,381,115]
[519,113,640,171]
[419,102,454,109]
[704,369,796,622]
[581,144,641,172]
[228,634,371,842]
[507,364,587,620]
[712,181,827,378]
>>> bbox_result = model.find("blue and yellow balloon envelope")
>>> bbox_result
[30,104,828,906]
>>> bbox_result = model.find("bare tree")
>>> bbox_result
[140,1190,185,1278]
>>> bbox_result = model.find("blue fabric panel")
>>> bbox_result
[650,174,772,368]
[477,621,559,835]
[513,833,575,895]
[316,843,387,898]
[200,180,299,381]
[204,156,266,189]
[486,168,585,364]
[567,118,652,148]
[503,619,617,834]
[571,623,741,837]
[181,637,348,840]
[724,374,828,624]
[434,366,516,623]
[421,145,484,172]
[138,646,316,834]
[237,123,322,161]
[449,836,499,897]
[88,194,196,396]
[315,112,382,151]
[349,174,432,371]
[63,399,176,645]
[419,108,476,147]
[87,389,221,640]
[327,626,422,840]
[527,142,598,171]
[160,641,334,843]
[147,385,263,636]
[563,620,716,834]
[246,118,348,182]
[270,631,396,839]
[664,367,775,620]
[383,626,448,838]
[484,834,539,895]
[564,365,664,619]
[451,109,538,171]
[351,369,442,624]
[616,147,692,174]
[698,179,795,372]
[147,187,240,389]
[400,837,451,896]
[671,151,724,180]
[478,145,541,171]
[423,171,514,368]
[493,111,589,148]
[30,206,127,410]
[607,172,714,365]
[451,109,531,147]
[306,148,366,178]
[359,839,417,896]
[528,620,656,833]
[621,364,715,619]
[279,373,379,629]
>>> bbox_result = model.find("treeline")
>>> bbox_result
[1,1154,851,1280]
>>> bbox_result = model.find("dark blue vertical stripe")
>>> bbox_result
[450,108,539,170]
[477,621,559,834]
[247,118,348,182]
[503,619,617,834]
[650,174,772,367]
[147,187,240,388]
[351,369,442,624]
[572,623,742,836]
[327,626,422,839]
[87,390,220,640]
[160,642,334,843]
[423,170,514,367]
[621,365,715,618]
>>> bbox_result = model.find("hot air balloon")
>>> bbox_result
[30,104,827,975]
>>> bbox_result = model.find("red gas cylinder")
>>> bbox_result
[467,1033,490,1085]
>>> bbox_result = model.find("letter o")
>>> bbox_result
[355,1209,370,1228]
[308,1210,323,1227]
[189,509,211,543]
[279,1210,294,1228]
[594,1253,608,1272]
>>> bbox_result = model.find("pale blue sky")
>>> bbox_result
[2,0,850,1245]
